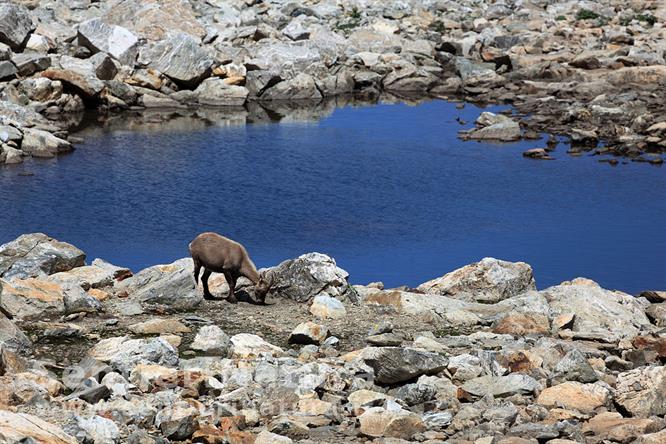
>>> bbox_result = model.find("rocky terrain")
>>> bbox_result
[0,232,665,443]
[0,0,665,165]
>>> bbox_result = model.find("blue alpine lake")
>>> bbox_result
[1,98,664,294]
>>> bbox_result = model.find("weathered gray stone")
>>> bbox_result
[261,73,322,101]
[310,294,347,319]
[42,56,105,98]
[77,18,138,65]
[269,253,350,302]
[194,77,248,106]
[0,411,77,444]
[461,374,541,399]
[418,257,535,303]
[0,233,85,280]
[0,310,31,352]
[11,52,51,77]
[289,321,329,345]
[138,33,213,86]
[155,401,197,440]
[20,128,72,159]
[615,366,666,417]
[88,336,179,377]
[361,347,448,385]
[190,325,230,356]
[0,3,35,50]
[0,60,15,80]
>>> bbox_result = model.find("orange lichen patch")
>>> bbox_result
[87,288,110,301]
[1,279,64,302]
[363,291,404,310]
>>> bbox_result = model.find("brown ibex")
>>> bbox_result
[189,232,273,303]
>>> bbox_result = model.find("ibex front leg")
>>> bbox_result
[224,271,238,304]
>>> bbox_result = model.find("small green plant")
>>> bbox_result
[636,13,657,26]
[556,15,566,21]
[576,9,600,20]
[430,20,446,34]
[349,6,361,20]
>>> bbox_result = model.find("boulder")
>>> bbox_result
[155,401,198,440]
[270,253,350,302]
[138,33,213,86]
[69,415,120,444]
[88,336,179,376]
[261,74,322,101]
[42,56,106,98]
[20,128,72,158]
[77,18,138,65]
[190,325,230,356]
[48,259,131,291]
[460,374,541,399]
[11,53,51,77]
[63,289,103,315]
[255,431,293,444]
[248,41,321,75]
[230,333,283,358]
[116,258,202,311]
[310,294,347,319]
[348,389,387,412]
[537,381,611,413]
[0,278,67,319]
[245,70,282,97]
[358,407,425,439]
[492,313,550,336]
[361,347,448,385]
[615,366,666,417]
[194,77,249,106]
[289,321,329,345]
[19,78,62,103]
[0,233,86,279]
[0,3,35,50]
[553,349,598,383]
[544,278,652,342]
[0,411,76,444]
[581,412,664,443]
[417,258,535,303]
[102,0,206,42]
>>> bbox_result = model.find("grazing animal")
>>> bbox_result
[189,232,273,303]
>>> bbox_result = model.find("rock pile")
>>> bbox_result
[0,232,665,442]
[0,0,664,165]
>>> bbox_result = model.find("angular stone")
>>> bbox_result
[581,412,664,443]
[310,294,346,319]
[194,77,248,106]
[358,407,425,440]
[42,56,105,98]
[0,60,15,80]
[77,18,138,65]
[492,313,550,336]
[615,366,666,417]
[418,258,535,303]
[129,318,190,335]
[116,258,202,311]
[0,3,35,51]
[88,336,179,376]
[0,278,66,319]
[361,347,448,385]
[20,128,72,158]
[138,33,213,86]
[544,278,652,342]
[261,74,322,101]
[537,382,611,413]
[289,321,329,345]
[245,70,282,97]
[0,411,76,444]
[155,401,198,440]
[461,374,541,399]
[554,349,598,383]
[70,415,120,444]
[0,312,30,352]
[255,431,292,444]
[48,259,131,291]
[190,325,230,356]
[230,333,283,358]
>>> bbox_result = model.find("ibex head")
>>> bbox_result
[255,271,275,303]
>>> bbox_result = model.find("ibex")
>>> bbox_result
[189,232,274,303]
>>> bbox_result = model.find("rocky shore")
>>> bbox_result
[1,232,665,443]
[0,0,665,165]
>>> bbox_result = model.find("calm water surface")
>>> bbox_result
[1,100,664,294]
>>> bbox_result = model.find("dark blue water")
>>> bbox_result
[1,99,664,294]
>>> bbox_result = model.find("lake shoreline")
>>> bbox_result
[1,233,665,442]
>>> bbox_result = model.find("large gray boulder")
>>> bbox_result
[77,18,138,65]
[544,278,652,342]
[0,3,35,50]
[194,78,248,106]
[42,56,106,98]
[138,33,213,86]
[261,74,322,101]
[116,258,202,310]
[361,347,448,385]
[269,253,350,302]
[614,366,666,417]
[20,128,72,158]
[247,41,321,76]
[88,336,179,377]
[417,257,535,303]
[0,233,85,280]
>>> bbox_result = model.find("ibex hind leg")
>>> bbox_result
[192,258,202,289]
[201,269,216,300]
